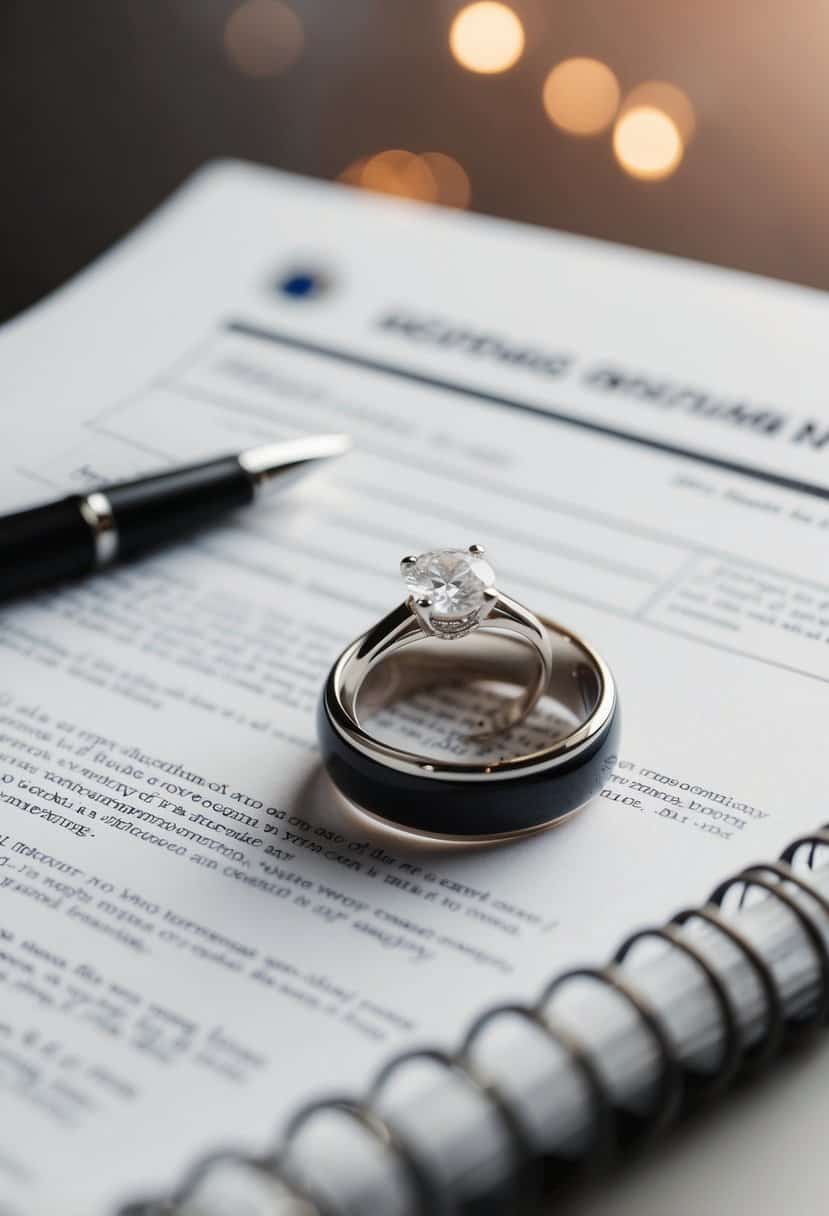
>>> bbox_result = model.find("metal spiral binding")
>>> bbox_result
[368,1046,536,1215]
[121,1146,325,1216]
[668,903,785,1067]
[279,1092,437,1216]
[612,924,741,1099]
[711,865,829,1028]
[781,828,829,871]
[540,963,685,1145]
[122,827,829,1216]
[170,1147,325,1216]
[461,1001,617,1174]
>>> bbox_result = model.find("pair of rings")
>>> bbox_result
[317,546,619,841]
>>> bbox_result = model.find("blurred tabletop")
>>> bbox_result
[3,0,829,326]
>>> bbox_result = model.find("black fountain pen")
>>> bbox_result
[0,433,351,601]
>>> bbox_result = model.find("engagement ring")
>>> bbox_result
[317,546,619,840]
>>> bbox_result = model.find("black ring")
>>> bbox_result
[464,1000,616,1173]
[317,689,620,838]
[613,925,741,1097]
[711,867,829,1029]
[670,904,785,1068]
[538,965,684,1144]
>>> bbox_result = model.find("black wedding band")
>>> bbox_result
[317,614,619,840]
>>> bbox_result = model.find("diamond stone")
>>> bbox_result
[404,549,496,619]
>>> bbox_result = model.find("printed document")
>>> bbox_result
[1,162,828,1213]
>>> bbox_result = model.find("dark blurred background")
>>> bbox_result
[3,0,829,325]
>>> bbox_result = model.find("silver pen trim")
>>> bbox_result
[238,433,351,496]
[78,491,119,567]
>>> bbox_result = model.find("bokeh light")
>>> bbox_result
[337,156,369,187]
[357,151,439,202]
[223,0,304,79]
[620,81,696,143]
[449,2,525,74]
[338,152,471,209]
[420,153,472,208]
[613,106,684,181]
[542,58,620,136]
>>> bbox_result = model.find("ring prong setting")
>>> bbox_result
[401,547,498,639]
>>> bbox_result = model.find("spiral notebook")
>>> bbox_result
[1,163,829,1216]
[135,826,829,1216]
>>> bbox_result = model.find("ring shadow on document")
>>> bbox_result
[297,677,584,858]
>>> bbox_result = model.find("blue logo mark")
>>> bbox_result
[276,268,331,300]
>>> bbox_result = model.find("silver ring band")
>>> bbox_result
[78,491,119,567]
[342,592,554,743]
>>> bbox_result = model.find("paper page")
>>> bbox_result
[0,161,827,1214]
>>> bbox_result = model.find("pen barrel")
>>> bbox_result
[0,498,95,599]
[106,455,254,560]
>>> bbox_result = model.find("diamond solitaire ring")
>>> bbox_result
[317,547,619,840]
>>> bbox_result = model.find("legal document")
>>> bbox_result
[1,161,828,1213]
